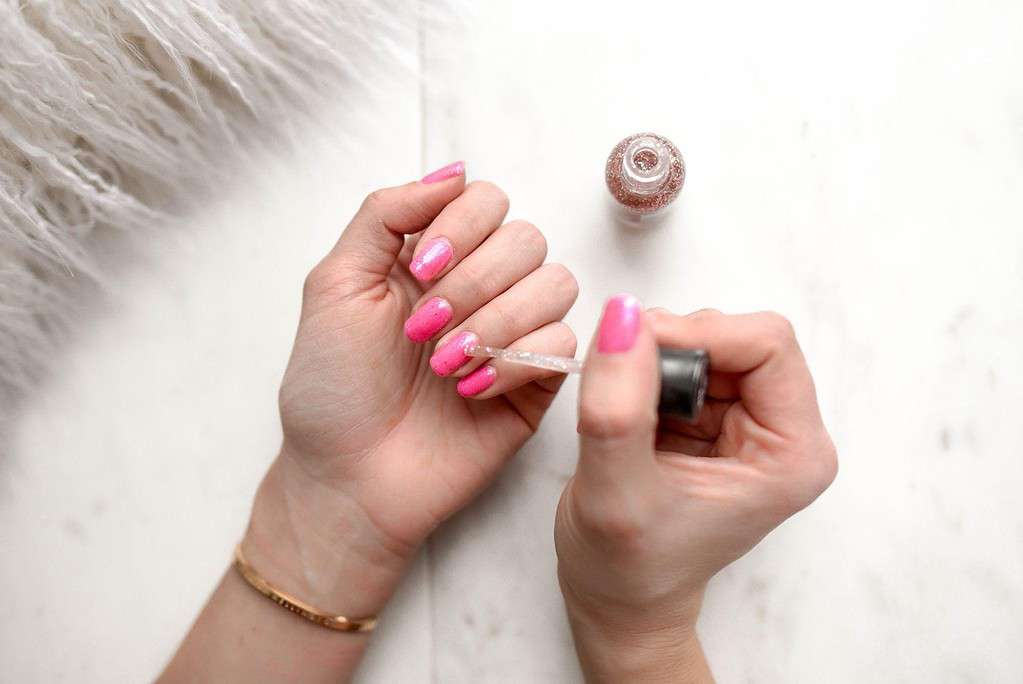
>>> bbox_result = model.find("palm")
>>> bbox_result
[280,259,556,548]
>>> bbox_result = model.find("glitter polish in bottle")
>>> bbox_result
[605,132,685,216]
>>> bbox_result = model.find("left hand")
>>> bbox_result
[245,167,579,618]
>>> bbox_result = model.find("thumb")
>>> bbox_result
[575,294,660,497]
[326,162,466,289]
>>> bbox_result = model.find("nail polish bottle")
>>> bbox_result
[605,132,685,217]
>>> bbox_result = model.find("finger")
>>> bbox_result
[648,308,822,439]
[706,370,741,400]
[406,180,510,282]
[403,220,548,346]
[432,262,578,378]
[655,431,715,457]
[500,358,571,435]
[575,294,661,496]
[456,321,577,399]
[326,162,466,289]
[650,308,739,399]
[658,398,734,444]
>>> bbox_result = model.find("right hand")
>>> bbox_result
[554,296,837,681]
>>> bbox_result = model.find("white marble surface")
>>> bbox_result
[3,1,1023,681]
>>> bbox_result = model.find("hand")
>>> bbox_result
[554,296,837,682]
[247,164,578,617]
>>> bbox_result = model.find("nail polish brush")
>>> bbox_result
[466,345,709,421]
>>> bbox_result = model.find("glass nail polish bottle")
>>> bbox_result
[605,132,685,216]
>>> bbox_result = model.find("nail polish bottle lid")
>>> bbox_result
[606,132,685,215]
[657,348,709,421]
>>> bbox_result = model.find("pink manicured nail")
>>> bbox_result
[404,297,453,343]
[421,161,465,184]
[409,237,453,281]
[457,365,496,397]
[430,331,478,376]
[597,294,642,353]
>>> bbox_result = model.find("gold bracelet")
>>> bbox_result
[233,544,377,633]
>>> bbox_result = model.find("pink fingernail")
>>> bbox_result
[457,365,497,397]
[597,294,642,353]
[421,161,465,185]
[430,331,478,376]
[404,297,453,343]
[409,237,453,281]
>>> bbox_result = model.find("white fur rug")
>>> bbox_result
[0,1,429,415]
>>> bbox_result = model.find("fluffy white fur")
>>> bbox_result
[0,1,424,414]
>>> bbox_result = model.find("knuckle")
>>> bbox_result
[646,307,675,331]
[455,259,492,302]
[545,321,578,356]
[583,509,646,546]
[506,220,547,258]
[544,262,579,299]
[361,186,433,230]
[760,311,797,342]
[573,496,650,548]
[775,441,839,515]
[764,491,803,522]
[555,321,578,354]
[467,180,510,213]
[815,439,839,491]
[302,261,355,304]
[403,197,436,227]
[362,187,391,212]
[489,299,520,337]
[689,307,723,318]
[302,262,330,299]
[302,265,321,298]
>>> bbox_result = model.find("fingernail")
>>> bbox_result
[409,237,453,281]
[597,294,642,353]
[421,161,465,185]
[457,365,496,397]
[430,331,478,376]
[404,297,453,343]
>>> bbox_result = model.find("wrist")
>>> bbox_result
[559,573,709,683]
[241,448,414,620]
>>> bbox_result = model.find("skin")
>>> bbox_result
[555,301,838,683]
[160,169,578,682]
[160,168,836,682]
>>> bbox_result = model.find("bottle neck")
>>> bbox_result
[620,135,671,196]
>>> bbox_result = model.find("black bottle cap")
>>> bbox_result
[657,348,709,422]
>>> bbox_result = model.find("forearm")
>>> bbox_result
[160,455,411,683]
[158,565,371,683]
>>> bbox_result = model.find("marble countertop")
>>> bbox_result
[3,2,1021,681]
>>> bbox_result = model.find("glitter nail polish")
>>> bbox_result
[404,297,453,343]
[409,237,453,281]
[457,365,496,397]
[605,132,685,216]
[430,331,478,376]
